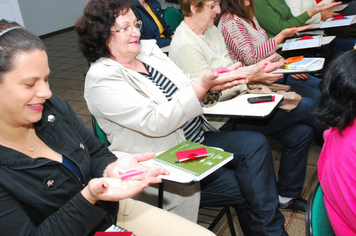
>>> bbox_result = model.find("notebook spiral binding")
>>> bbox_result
[153,158,198,180]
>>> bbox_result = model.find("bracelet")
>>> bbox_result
[103,162,115,177]
[205,89,221,105]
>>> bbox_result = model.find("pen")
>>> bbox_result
[118,170,144,180]
[175,153,214,163]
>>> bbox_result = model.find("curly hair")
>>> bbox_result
[0,20,45,83]
[75,0,134,62]
[315,50,356,131]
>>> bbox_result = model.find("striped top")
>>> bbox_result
[218,13,282,66]
[140,63,205,144]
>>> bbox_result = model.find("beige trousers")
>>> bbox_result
[117,198,216,236]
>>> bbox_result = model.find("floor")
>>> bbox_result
[42,29,320,236]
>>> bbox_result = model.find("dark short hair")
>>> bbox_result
[0,20,45,83]
[315,50,356,131]
[180,0,209,17]
[215,0,254,26]
[75,0,134,62]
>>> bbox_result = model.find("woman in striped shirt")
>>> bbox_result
[216,0,323,101]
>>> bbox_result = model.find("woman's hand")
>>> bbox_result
[81,152,169,204]
[105,152,169,183]
[320,9,339,21]
[308,1,342,17]
[274,25,313,44]
[192,62,250,99]
[247,54,285,84]
[82,177,153,205]
[290,73,309,80]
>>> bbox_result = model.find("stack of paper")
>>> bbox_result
[284,58,323,70]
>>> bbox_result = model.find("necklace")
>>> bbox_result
[0,128,34,153]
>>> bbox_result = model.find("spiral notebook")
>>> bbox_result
[142,141,233,184]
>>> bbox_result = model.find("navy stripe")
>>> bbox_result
[141,63,204,144]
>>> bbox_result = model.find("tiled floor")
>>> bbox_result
[42,29,320,236]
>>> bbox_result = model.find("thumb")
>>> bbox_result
[90,178,109,195]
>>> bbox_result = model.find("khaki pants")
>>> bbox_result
[117,198,216,236]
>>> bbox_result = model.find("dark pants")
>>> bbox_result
[199,97,325,235]
[276,75,321,102]
[230,97,324,197]
[200,131,287,236]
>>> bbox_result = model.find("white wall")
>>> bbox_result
[0,0,25,27]
[18,0,89,36]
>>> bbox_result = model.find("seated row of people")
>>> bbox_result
[78,0,327,235]
[1,0,355,235]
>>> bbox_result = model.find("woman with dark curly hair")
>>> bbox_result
[315,50,356,235]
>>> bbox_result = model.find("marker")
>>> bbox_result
[118,170,144,180]
[175,153,214,163]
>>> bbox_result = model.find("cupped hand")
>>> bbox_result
[193,62,250,98]
[320,9,340,21]
[82,177,152,204]
[247,54,285,84]
[274,25,313,44]
[106,152,169,184]
[280,25,313,38]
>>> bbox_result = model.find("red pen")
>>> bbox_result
[175,153,214,163]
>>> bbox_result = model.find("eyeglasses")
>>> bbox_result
[111,20,143,35]
[205,0,221,11]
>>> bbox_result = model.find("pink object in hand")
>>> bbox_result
[212,67,231,74]
[118,170,144,180]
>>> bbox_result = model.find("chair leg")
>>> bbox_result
[207,206,236,236]
[208,207,226,231]
[225,207,236,236]
[158,182,164,209]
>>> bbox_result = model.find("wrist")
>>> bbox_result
[81,185,97,205]
[103,162,115,177]
[205,89,221,105]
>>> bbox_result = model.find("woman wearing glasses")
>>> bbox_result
[78,0,291,235]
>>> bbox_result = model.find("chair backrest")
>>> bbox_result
[306,181,335,236]
[163,7,183,32]
[92,116,111,147]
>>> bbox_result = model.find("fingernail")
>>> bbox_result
[102,183,107,189]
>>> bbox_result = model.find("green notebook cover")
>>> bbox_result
[153,141,233,182]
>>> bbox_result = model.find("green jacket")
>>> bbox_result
[254,0,311,38]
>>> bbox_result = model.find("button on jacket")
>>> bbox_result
[0,94,118,236]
